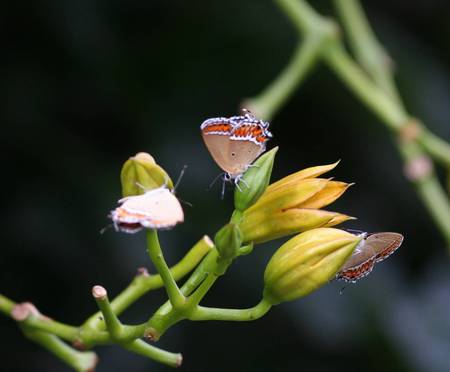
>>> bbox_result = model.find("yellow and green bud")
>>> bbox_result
[239,162,353,243]
[120,152,173,197]
[263,228,362,305]
[234,147,278,212]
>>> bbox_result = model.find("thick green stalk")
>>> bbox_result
[333,0,404,107]
[264,0,450,247]
[326,0,450,246]
[82,235,212,330]
[0,294,15,316]
[245,35,325,121]
[323,43,405,130]
[123,339,182,368]
[22,328,97,372]
[146,230,186,309]
[189,299,272,321]
[92,286,124,340]
[21,315,80,342]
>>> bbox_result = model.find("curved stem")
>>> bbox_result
[123,339,182,368]
[333,0,404,108]
[189,299,272,322]
[269,0,450,247]
[23,315,80,342]
[22,328,97,372]
[323,43,406,130]
[83,235,213,330]
[245,35,324,121]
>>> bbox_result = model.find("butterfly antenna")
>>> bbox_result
[241,108,254,118]
[179,198,193,208]
[345,228,366,236]
[239,177,250,189]
[100,223,114,235]
[206,172,225,192]
[221,174,227,200]
[235,180,243,193]
[339,285,347,295]
[174,165,188,191]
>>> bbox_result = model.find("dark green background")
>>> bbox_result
[2,1,450,371]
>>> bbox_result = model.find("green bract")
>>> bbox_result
[234,147,278,212]
[214,223,243,261]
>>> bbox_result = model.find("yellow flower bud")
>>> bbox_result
[263,228,362,305]
[120,152,174,197]
[239,162,353,243]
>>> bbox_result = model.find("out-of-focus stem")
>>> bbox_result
[245,35,324,121]
[22,329,98,372]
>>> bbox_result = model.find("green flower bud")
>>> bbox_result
[234,147,278,212]
[214,223,243,261]
[120,152,174,197]
[263,228,362,305]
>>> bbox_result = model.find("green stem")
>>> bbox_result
[93,286,124,340]
[323,43,406,130]
[129,248,219,341]
[83,235,213,330]
[180,248,220,296]
[146,230,186,309]
[142,237,242,340]
[23,315,80,342]
[323,0,450,246]
[188,255,230,306]
[189,299,272,321]
[333,0,404,108]
[123,339,182,368]
[3,298,80,343]
[399,141,450,243]
[419,129,450,168]
[245,35,325,121]
[269,0,450,247]
[335,0,450,168]
[274,0,324,32]
[0,294,15,316]
[22,328,97,372]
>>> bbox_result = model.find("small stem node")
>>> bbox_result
[11,302,40,321]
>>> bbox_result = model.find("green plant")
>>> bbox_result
[1,0,449,370]
[0,149,360,370]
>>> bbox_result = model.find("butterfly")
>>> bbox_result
[110,186,184,233]
[336,231,404,283]
[200,109,272,184]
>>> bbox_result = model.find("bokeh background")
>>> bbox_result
[2,0,450,371]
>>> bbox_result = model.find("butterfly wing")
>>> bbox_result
[225,124,268,176]
[365,232,403,262]
[113,188,184,231]
[201,120,237,174]
[336,231,403,283]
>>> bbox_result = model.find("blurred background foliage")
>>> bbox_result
[2,0,450,371]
